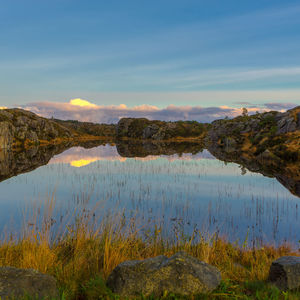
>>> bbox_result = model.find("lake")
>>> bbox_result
[0,141,299,247]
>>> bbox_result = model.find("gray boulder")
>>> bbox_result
[0,266,59,299]
[107,252,221,297]
[269,256,300,290]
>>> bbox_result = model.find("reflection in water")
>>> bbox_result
[207,145,300,198]
[0,141,110,182]
[70,158,100,168]
[0,141,299,247]
[116,140,205,157]
[0,144,68,182]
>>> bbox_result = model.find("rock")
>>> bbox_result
[268,256,300,290]
[142,124,159,139]
[107,252,221,297]
[116,118,133,138]
[116,118,151,139]
[26,130,39,144]
[277,116,297,134]
[0,108,75,149]
[0,122,14,149]
[0,266,59,299]
[116,118,207,140]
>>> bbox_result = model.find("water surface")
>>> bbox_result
[0,143,299,247]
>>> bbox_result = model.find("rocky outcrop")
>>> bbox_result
[207,107,300,157]
[107,252,221,297]
[269,256,300,290]
[116,118,207,140]
[0,121,14,150]
[0,108,74,149]
[206,107,300,196]
[0,266,59,299]
[0,109,117,150]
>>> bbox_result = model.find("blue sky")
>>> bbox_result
[1,0,300,110]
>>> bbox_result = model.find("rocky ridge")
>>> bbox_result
[116,117,208,140]
[207,106,300,158]
[0,108,115,150]
[0,109,74,149]
[206,106,300,196]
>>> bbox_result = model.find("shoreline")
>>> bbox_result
[0,206,299,299]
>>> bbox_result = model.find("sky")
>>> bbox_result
[1,0,300,122]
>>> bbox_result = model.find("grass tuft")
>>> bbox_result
[0,200,299,299]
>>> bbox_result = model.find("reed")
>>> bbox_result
[0,198,299,299]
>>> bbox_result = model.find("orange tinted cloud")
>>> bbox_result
[22,99,296,124]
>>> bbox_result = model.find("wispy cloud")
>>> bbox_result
[264,102,298,110]
[2,2,300,106]
[19,98,297,124]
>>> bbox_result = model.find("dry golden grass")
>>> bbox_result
[0,199,299,299]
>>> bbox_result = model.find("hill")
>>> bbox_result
[0,108,115,150]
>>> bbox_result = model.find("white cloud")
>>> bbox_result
[19,98,298,124]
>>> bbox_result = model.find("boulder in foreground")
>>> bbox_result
[0,266,59,299]
[107,251,221,297]
[269,256,300,290]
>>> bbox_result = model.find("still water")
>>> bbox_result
[0,143,299,247]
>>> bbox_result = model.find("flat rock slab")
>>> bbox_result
[0,266,59,299]
[107,251,221,297]
[269,256,300,290]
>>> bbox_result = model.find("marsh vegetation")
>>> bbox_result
[0,142,299,299]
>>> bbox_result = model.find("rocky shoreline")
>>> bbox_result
[1,107,299,154]
[206,106,300,196]
[1,106,300,196]
[1,253,299,299]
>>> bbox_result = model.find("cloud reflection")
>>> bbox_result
[49,145,216,167]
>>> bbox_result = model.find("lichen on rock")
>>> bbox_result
[107,251,221,297]
[0,266,59,299]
